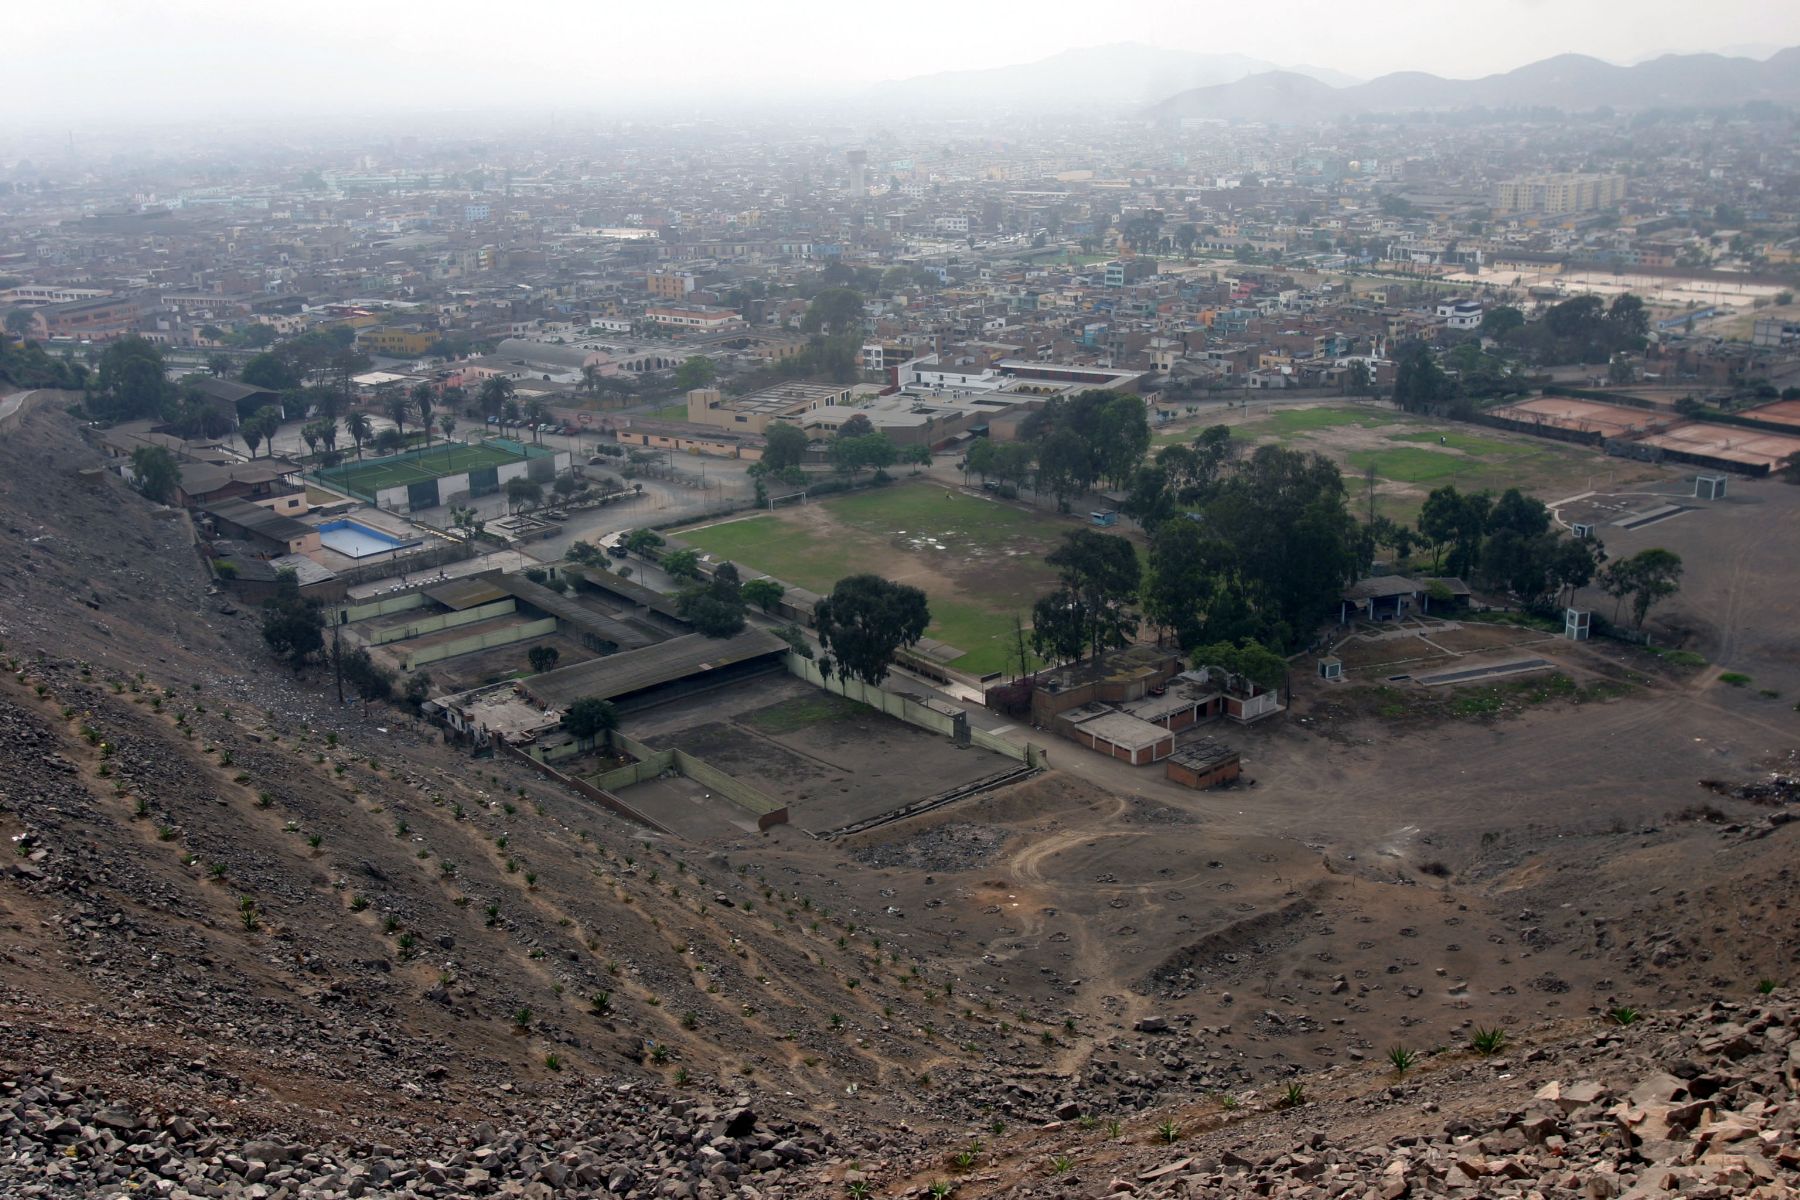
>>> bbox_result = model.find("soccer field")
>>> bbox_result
[317,442,527,495]
[676,482,1093,677]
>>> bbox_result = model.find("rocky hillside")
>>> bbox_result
[1,407,1796,1199]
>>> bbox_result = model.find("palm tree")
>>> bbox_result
[345,411,373,460]
[411,382,435,446]
[479,376,515,419]
[524,400,549,442]
[384,390,413,439]
[439,413,457,442]
[580,363,601,399]
[320,417,339,452]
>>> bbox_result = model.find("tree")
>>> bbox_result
[91,337,175,422]
[562,697,618,744]
[1603,547,1684,629]
[1029,589,1089,666]
[344,411,373,459]
[1045,529,1141,662]
[384,388,413,438]
[814,574,930,686]
[1201,445,1361,648]
[1142,520,1256,652]
[965,437,998,482]
[373,427,404,455]
[411,382,435,444]
[624,529,664,557]
[1479,306,1524,341]
[242,405,282,459]
[1417,485,1491,577]
[761,422,808,472]
[677,560,747,638]
[661,548,701,580]
[336,645,395,705]
[260,569,324,670]
[479,375,515,419]
[505,477,543,512]
[1189,639,1287,693]
[674,356,717,391]
[743,578,785,612]
[528,645,561,674]
[129,445,181,504]
[3,307,36,338]
[830,432,897,478]
[240,351,299,392]
[1034,428,1092,509]
[1095,393,1150,489]
[439,413,456,441]
[206,353,233,379]
[800,288,865,337]
[1392,342,1454,414]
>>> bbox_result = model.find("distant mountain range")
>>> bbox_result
[1148,48,1800,121]
[862,43,1360,112]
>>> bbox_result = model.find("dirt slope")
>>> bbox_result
[1,406,1796,1199]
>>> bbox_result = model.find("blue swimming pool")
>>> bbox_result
[316,519,420,559]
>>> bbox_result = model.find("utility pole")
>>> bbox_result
[332,622,345,705]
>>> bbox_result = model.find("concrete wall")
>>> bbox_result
[610,729,788,829]
[367,599,517,645]
[403,616,556,668]
[786,652,1045,765]
[337,592,427,623]
[784,653,959,736]
[496,740,670,834]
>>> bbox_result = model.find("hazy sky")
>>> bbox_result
[15,0,1800,124]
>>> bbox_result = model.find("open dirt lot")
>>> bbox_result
[1326,617,1557,678]
[601,673,1020,836]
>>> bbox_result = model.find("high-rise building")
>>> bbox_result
[845,150,868,198]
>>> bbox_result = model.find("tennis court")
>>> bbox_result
[314,441,531,496]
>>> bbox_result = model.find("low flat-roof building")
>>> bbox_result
[1164,740,1241,790]
[522,627,788,713]
[198,498,320,557]
[1060,705,1174,766]
[682,383,855,435]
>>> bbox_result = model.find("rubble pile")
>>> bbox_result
[0,1074,833,1200]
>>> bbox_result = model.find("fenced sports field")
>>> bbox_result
[307,437,565,511]
[314,441,534,497]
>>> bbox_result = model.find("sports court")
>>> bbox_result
[1636,424,1800,472]
[1743,399,1800,430]
[1487,397,1662,439]
[314,441,528,496]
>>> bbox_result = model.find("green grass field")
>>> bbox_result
[1232,405,1408,441]
[1345,446,1476,484]
[317,442,528,494]
[645,402,689,422]
[678,483,1079,677]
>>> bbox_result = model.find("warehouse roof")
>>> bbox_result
[522,627,787,708]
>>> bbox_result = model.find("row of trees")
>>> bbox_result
[959,390,1153,510]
